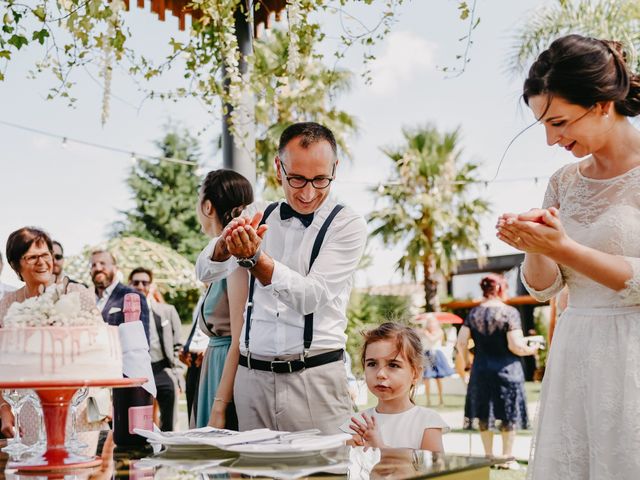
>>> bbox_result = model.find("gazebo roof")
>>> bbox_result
[124,0,287,32]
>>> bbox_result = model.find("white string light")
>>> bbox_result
[0,118,551,187]
[0,119,198,167]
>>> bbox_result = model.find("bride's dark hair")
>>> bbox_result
[523,34,640,117]
[200,169,253,227]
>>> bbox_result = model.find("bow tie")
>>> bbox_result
[280,202,314,227]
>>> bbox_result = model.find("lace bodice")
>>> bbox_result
[523,162,640,307]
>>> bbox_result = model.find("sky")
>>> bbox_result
[0,0,574,289]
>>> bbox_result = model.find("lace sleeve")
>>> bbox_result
[618,257,640,303]
[520,263,565,302]
[542,169,561,209]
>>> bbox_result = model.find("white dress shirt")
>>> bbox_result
[195,197,367,356]
[96,279,118,312]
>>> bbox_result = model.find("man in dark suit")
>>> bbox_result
[90,250,150,341]
[129,267,185,431]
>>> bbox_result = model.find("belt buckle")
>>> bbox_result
[270,360,293,373]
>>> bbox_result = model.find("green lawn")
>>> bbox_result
[359,381,542,414]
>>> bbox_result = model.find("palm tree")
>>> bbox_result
[509,0,640,74]
[369,125,490,312]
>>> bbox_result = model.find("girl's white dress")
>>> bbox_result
[341,405,449,449]
[525,162,640,480]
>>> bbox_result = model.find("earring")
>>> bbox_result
[604,113,609,118]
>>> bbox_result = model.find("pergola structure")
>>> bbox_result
[123,0,289,182]
[124,0,287,32]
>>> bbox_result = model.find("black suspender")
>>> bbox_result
[302,204,344,353]
[244,202,279,351]
[244,203,345,357]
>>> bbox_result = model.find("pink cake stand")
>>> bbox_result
[0,378,146,473]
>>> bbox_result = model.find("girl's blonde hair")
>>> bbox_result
[360,322,424,401]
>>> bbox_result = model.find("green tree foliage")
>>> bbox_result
[369,125,490,312]
[252,28,357,196]
[346,291,412,373]
[509,0,640,74]
[114,126,206,263]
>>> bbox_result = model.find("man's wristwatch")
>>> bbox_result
[237,248,261,268]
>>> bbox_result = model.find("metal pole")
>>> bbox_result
[222,0,256,185]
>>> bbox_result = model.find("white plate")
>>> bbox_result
[222,438,347,459]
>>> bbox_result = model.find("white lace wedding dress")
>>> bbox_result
[523,162,640,480]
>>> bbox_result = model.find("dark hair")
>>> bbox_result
[91,249,117,265]
[129,267,153,283]
[360,322,424,402]
[6,227,53,278]
[523,34,640,117]
[480,273,504,299]
[52,240,63,255]
[278,122,338,158]
[200,169,253,228]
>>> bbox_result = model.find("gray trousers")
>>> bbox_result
[234,357,352,434]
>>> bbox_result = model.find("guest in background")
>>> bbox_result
[457,274,537,470]
[90,249,149,341]
[0,252,16,302]
[420,314,455,407]
[195,169,253,429]
[129,267,184,431]
[180,290,208,427]
[51,240,85,286]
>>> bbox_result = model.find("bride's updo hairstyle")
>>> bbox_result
[523,34,640,117]
[199,169,253,227]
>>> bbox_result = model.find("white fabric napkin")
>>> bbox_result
[118,321,156,397]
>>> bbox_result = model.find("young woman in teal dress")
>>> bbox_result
[194,170,253,429]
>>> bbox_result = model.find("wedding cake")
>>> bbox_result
[0,284,123,382]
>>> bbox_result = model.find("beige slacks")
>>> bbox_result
[234,358,352,434]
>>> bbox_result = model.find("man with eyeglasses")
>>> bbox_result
[196,122,367,433]
[129,267,184,431]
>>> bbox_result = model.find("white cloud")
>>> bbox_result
[368,31,436,95]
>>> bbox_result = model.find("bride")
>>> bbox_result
[497,34,640,479]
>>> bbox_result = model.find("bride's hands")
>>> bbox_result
[496,207,573,257]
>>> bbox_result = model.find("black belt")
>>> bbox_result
[239,349,344,374]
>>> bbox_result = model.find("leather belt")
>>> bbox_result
[239,349,344,374]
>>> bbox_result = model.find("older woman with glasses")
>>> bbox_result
[0,227,97,439]
[0,227,98,323]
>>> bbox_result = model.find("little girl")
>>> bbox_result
[342,322,449,451]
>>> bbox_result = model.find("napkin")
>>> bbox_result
[118,321,156,397]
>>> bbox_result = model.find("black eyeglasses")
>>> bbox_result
[280,162,335,189]
[132,280,150,287]
[21,252,53,265]
[54,254,64,261]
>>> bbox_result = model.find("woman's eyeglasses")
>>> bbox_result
[21,252,53,265]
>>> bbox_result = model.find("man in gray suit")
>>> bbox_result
[129,267,185,431]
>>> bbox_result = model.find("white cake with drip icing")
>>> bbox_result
[0,325,122,381]
[0,284,123,382]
